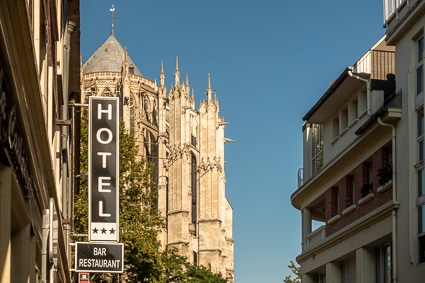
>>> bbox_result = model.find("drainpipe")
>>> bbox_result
[62,20,77,220]
[348,67,372,116]
[377,117,398,283]
[41,209,50,283]
[62,20,77,278]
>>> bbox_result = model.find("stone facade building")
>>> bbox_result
[0,0,80,282]
[81,27,234,281]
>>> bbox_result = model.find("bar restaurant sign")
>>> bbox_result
[88,96,119,242]
[75,242,124,273]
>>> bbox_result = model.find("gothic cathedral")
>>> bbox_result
[81,28,234,281]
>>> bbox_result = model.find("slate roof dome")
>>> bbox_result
[83,34,142,76]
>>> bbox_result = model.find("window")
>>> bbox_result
[129,95,135,133]
[349,100,358,124]
[345,175,355,207]
[361,162,373,197]
[165,176,169,219]
[384,0,404,21]
[419,205,425,234]
[417,106,425,262]
[420,235,425,263]
[358,91,367,115]
[332,117,339,139]
[331,187,339,217]
[418,108,424,163]
[191,153,197,224]
[417,36,424,96]
[419,179,425,263]
[193,251,198,265]
[191,117,197,146]
[313,272,326,283]
[375,243,392,283]
[419,169,425,200]
[340,108,348,131]
[311,124,323,175]
[341,256,356,283]
[383,244,392,283]
[129,65,135,74]
[143,96,151,122]
[376,244,392,283]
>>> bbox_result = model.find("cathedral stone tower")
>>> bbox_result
[81,27,234,281]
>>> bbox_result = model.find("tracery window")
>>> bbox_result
[143,96,151,122]
[191,152,197,224]
[129,95,135,133]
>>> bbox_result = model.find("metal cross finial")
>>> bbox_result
[109,4,116,35]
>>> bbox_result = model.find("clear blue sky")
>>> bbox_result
[80,1,386,282]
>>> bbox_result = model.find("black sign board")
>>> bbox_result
[88,97,119,241]
[75,242,124,273]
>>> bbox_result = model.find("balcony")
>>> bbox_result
[302,183,394,252]
[304,225,325,250]
[297,144,396,251]
[301,200,397,255]
[297,88,401,192]
[385,0,425,43]
[383,0,405,22]
[353,50,395,81]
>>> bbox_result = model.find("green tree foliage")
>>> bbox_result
[74,109,226,282]
[283,261,301,283]
[181,265,227,283]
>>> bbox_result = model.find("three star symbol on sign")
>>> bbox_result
[92,227,116,234]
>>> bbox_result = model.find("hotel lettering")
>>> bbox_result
[89,97,119,242]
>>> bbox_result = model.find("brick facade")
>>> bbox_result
[325,147,392,236]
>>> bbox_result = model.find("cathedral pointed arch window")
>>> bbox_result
[137,92,143,119]
[142,130,157,163]
[151,133,159,178]
[193,251,198,265]
[129,94,135,133]
[152,99,158,127]
[165,176,169,218]
[191,152,197,224]
[191,118,198,147]
[139,93,151,123]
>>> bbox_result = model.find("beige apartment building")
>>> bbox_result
[383,0,425,281]
[292,0,425,279]
[0,0,80,282]
[291,36,401,282]
[81,25,234,281]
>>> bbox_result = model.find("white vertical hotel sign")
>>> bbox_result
[89,96,119,241]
